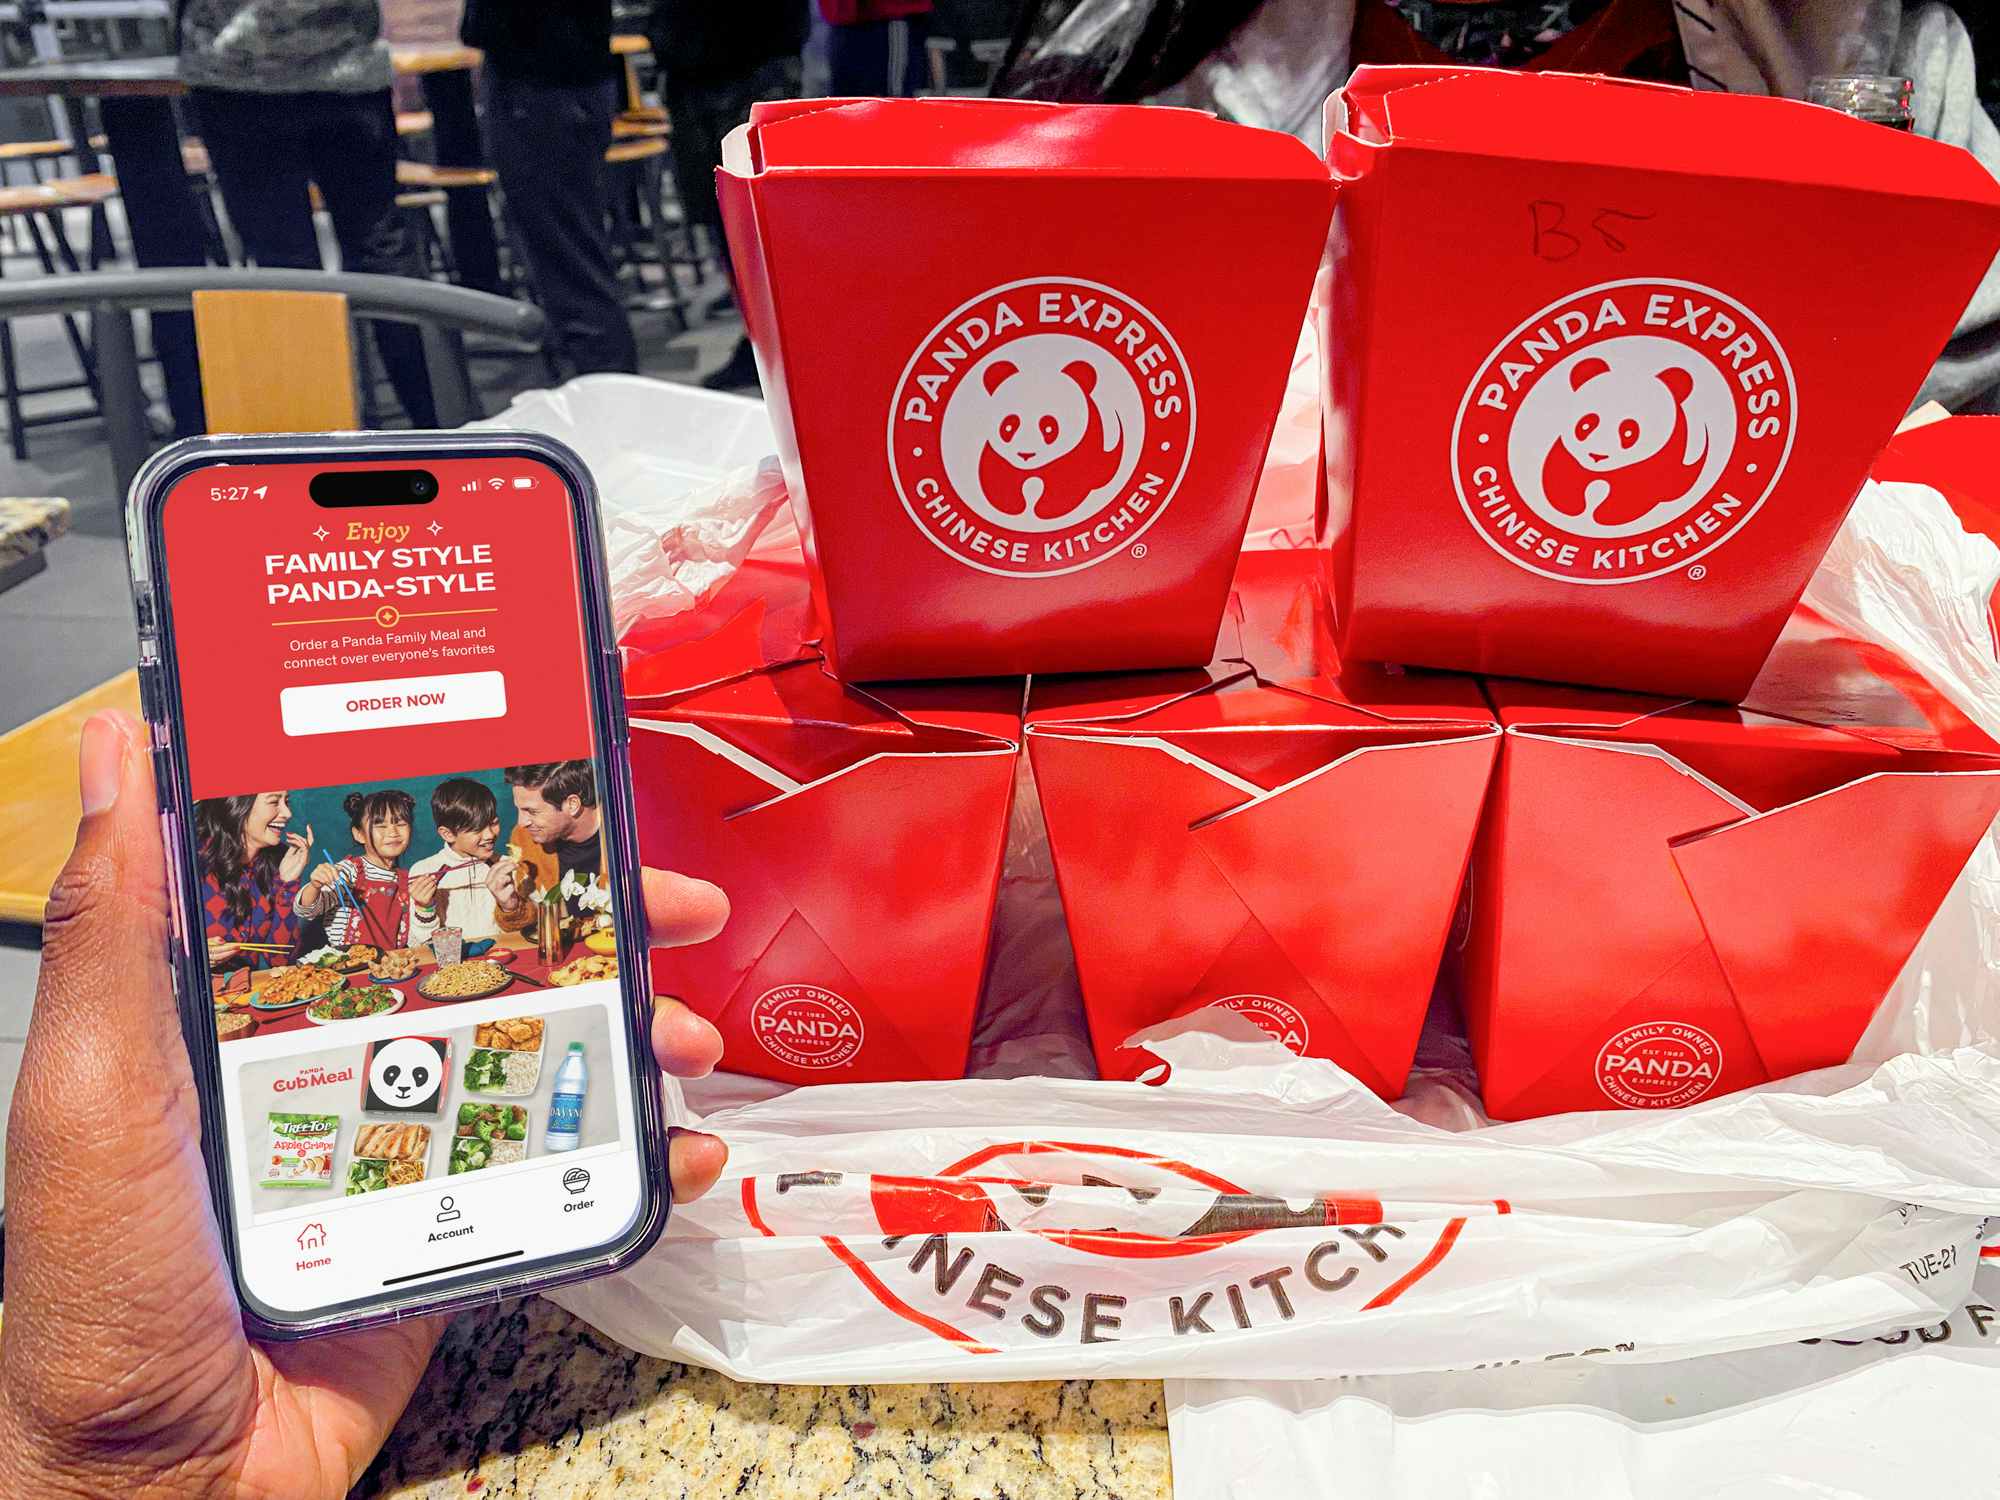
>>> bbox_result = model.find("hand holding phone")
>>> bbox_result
[0,710,729,1499]
[128,434,695,1338]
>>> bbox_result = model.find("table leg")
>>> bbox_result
[96,94,207,438]
[418,67,503,297]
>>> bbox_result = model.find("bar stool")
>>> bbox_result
[603,133,688,323]
[0,173,119,459]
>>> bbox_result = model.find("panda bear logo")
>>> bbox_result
[1514,337,1734,536]
[975,355,1124,522]
[940,331,1146,535]
[363,1036,448,1115]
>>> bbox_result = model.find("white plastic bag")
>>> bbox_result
[547,474,2000,1384]
[473,374,793,639]
[1167,1260,2000,1500]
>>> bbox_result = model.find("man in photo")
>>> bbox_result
[495,760,603,929]
[408,778,512,946]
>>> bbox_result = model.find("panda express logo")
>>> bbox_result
[1451,277,1796,585]
[888,276,1195,578]
[751,984,865,1071]
[1595,1020,1721,1109]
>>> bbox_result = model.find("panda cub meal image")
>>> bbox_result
[363,1036,449,1116]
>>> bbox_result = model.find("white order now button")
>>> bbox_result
[280,671,507,737]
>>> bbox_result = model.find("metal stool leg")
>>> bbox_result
[0,250,24,462]
[24,211,101,403]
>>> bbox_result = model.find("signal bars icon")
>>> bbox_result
[460,480,479,493]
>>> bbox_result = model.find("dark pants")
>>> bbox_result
[661,58,795,286]
[481,73,637,376]
[190,86,439,427]
[826,15,930,97]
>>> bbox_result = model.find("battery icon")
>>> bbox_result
[510,476,534,489]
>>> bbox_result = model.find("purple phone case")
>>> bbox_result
[125,431,671,1341]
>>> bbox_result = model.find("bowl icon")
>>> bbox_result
[562,1167,590,1196]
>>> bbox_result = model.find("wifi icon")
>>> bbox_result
[487,477,505,490]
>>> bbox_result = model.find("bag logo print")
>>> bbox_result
[1451,278,1796,585]
[1595,1020,1722,1109]
[752,983,865,1071]
[889,276,1196,578]
[744,1142,1482,1355]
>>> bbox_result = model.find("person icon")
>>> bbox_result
[435,1196,461,1224]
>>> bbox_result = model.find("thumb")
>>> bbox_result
[2,711,253,1441]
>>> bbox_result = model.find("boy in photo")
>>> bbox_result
[408,777,511,946]
[298,788,438,950]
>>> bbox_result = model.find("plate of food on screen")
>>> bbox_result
[418,958,514,1002]
[247,964,345,1011]
[305,984,404,1025]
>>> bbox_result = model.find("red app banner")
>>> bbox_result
[161,458,595,798]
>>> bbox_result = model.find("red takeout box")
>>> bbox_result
[719,97,1333,680]
[1321,66,2000,701]
[624,559,1018,1084]
[1461,614,2000,1120]
[1027,549,1499,1093]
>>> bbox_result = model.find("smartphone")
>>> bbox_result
[126,432,667,1339]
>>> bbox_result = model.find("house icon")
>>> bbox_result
[296,1223,328,1251]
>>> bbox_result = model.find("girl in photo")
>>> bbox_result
[194,792,316,972]
[297,789,440,949]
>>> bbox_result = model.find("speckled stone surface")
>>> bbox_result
[0,497,68,568]
[353,1296,1173,1499]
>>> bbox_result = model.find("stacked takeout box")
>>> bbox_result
[622,76,2000,1119]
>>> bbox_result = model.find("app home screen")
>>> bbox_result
[160,457,643,1316]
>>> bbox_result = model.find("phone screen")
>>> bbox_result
[150,453,652,1323]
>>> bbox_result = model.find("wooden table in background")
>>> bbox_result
[0,668,138,923]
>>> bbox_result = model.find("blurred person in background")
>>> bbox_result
[648,0,810,392]
[997,0,2000,410]
[179,0,439,425]
[460,0,639,375]
[823,0,935,97]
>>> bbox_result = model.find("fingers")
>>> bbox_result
[6,711,249,1428]
[651,995,723,1079]
[286,832,309,851]
[642,867,728,948]
[668,1127,727,1202]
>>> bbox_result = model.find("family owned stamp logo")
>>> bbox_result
[751,983,865,1071]
[1216,994,1311,1055]
[1595,1020,1722,1109]
[1451,278,1797,585]
[888,276,1195,578]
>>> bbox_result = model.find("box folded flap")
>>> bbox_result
[1670,769,2000,1081]
[727,96,1326,181]
[626,559,1016,797]
[1333,64,2000,207]
[1188,732,1499,1094]
[1029,553,1494,788]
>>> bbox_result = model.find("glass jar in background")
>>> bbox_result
[1807,75,1915,130]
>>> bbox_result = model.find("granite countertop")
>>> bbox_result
[355,1297,1173,1499]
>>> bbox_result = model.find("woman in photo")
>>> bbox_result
[194,792,317,972]
[297,789,440,951]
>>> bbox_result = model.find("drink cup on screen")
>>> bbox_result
[431,925,464,967]
[545,1042,587,1153]
[717,97,1332,680]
